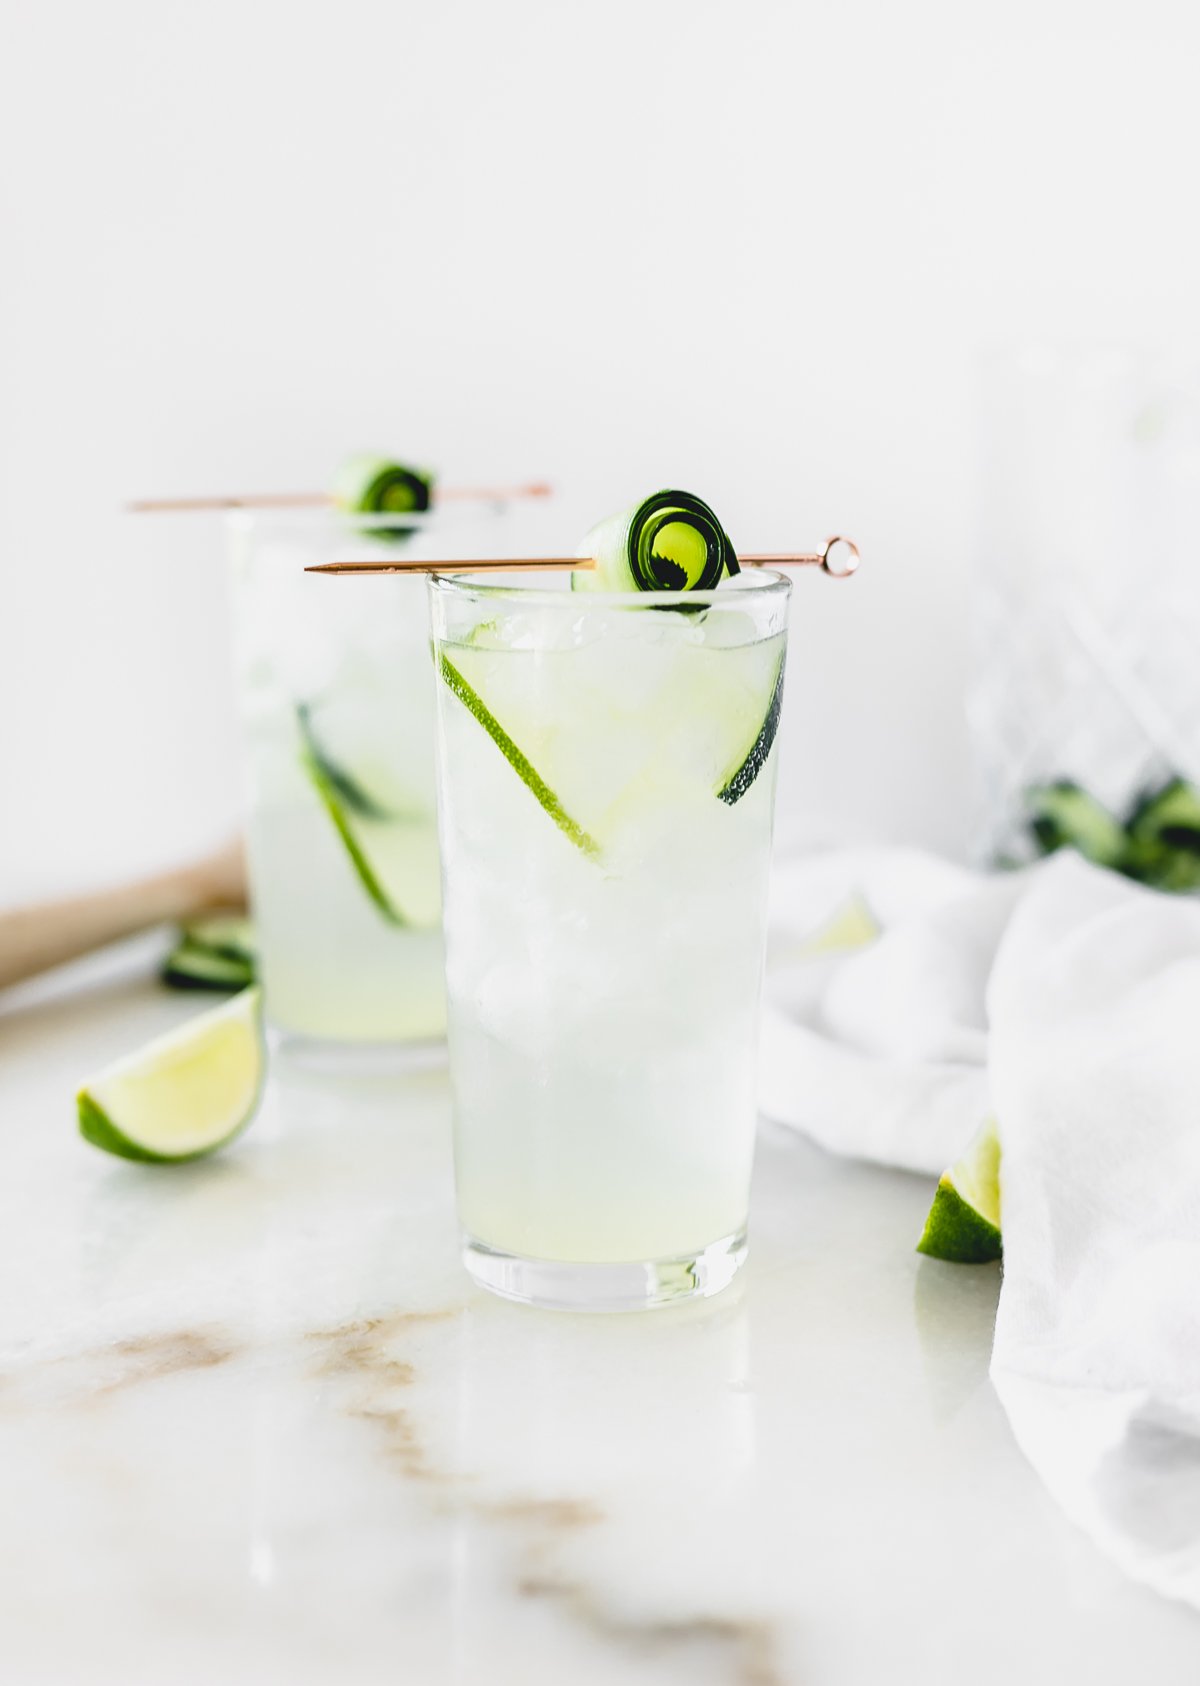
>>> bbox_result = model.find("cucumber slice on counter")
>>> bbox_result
[572,489,739,594]
[1026,781,1126,868]
[916,1117,1002,1264]
[78,988,264,1164]
[332,453,434,516]
[1124,778,1200,891]
[162,917,257,993]
[182,916,256,967]
[161,942,255,993]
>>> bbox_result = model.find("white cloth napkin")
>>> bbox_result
[761,846,1200,1609]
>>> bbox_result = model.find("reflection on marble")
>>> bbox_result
[1,975,1197,1684]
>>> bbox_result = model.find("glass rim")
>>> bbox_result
[427,568,792,611]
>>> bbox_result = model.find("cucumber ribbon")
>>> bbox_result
[332,453,435,516]
[573,489,739,593]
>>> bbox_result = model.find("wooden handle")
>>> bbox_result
[0,840,247,992]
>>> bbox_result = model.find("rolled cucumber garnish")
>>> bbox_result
[332,453,435,516]
[573,488,739,593]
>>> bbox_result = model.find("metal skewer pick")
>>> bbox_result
[305,536,861,579]
[126,483,554,514]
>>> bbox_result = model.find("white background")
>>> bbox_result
[4,0,1200,901]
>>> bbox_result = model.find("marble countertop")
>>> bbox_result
[1,961,1197,1686]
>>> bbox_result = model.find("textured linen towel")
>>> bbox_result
[761,847,1200,1608]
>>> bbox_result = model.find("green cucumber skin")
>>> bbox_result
[717,652,786,806]
[439,654,601,859]
[1025,781,1126,867]
[1026,776,1200,891]
[916,1181,1003,1264]
[300,746,408,925]
[296,703,392,820]
[332,454,434,516]
[573,489,738,595]
[161,949,255,992]
[1125,778,1200,889]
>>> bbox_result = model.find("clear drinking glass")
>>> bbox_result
[229,505,510,1053]
[973,344,1200,871]
[429,568,791,1310]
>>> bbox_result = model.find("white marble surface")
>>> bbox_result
[1,964,1198,1686]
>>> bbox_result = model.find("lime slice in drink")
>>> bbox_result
[78,988,264,1164]
[916,1118,1002,1264]
[572,488,739,594]
[1026,781,1126,868]
[297,703,442,927]
[440,490,780,856]
[439,654,600,857]
[444,619,784,857]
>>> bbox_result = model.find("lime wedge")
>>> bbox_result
[917,1118,1002,1264]
[78,988,264,1164]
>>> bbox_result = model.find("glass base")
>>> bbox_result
[267,1025,447,1077]
[462,1229,747,1312]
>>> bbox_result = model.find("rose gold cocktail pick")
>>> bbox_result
[126,482,554,514]
[305,536,861,579]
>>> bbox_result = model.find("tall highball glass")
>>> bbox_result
[229,505,510,1053]
[429,569,791,1310]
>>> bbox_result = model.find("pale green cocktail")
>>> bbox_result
[229,507,506,1050]
[429,557,791,1309]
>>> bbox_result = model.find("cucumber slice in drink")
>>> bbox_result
[78,988,264,1164]
[439,654,601,857]
[301,739,442,927]
[443,629,783,856]
[1026,781,1126,868]
[296,695,441,927]
[332,453,434,516]
[916,1117,1002,1264]
[717,650,786,806]
[572,489,739,594]
[297,702,392,820]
